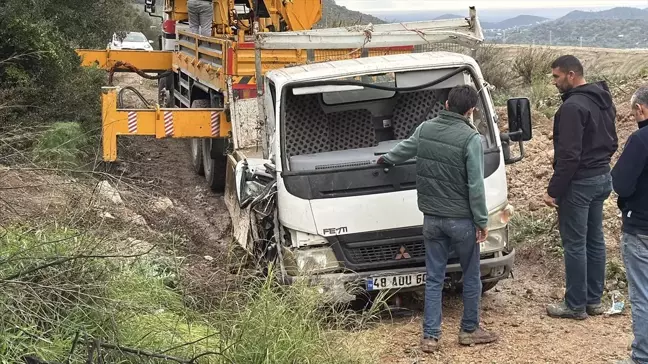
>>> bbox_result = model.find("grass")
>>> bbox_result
[0,225,376,363]
[509,211,560,252]
[32,121,90,168]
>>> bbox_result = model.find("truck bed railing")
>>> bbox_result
[255,7,483,50]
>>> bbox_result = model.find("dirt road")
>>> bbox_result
[363,259,632,363]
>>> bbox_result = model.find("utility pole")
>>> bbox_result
[550,30,552,46]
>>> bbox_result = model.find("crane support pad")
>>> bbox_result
[76,49,173,72]
[101,87,231,161]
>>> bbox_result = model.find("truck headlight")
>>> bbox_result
[482,226,508,253]
[283,246,341,276]
[288,230,328,248]
[488,203,514,231]
[481,204,514,253]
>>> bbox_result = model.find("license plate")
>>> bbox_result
[367,273,426,291]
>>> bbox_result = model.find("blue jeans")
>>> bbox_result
[622,232,648,364]
[557,173,612,311]
[423,215,481,339]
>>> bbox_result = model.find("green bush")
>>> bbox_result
[0,226,373,363]
[0,0,160,148]
[530,75,559,117]
[512,47,557,85]
[217,271,370,364]
[32,122,89,168]
[475,44,514,90]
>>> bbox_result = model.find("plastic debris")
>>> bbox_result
[605,290,625,316]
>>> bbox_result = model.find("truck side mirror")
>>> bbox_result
[144,0,156,13]
[501,97,533,165]
[507,97,532,142]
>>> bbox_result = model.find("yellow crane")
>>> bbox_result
[75,1,482,191]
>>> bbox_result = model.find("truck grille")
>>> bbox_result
[345,241,425,264]
[328,227,464,272]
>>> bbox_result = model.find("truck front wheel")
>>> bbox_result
[454,281,498,294]
[481,281,498,293]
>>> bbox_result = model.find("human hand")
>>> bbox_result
[476,227,488,243]
[543,193,558,208]
[376,156,386,164]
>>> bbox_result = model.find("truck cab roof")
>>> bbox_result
[266,51,481,87]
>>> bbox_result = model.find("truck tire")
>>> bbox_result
[481,281,498,293]
[190,139,204,175]
[201,138,227,192]
[189,99,209,176]
[158,74,174,108]
[453,281,498,294]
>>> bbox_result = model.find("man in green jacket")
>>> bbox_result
[377,85,497,353]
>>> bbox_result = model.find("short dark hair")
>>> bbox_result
[551,55,584,76]
[447,85,479,115]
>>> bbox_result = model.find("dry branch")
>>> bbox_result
[0,246,156,281]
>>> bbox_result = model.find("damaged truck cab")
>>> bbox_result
[226,52,533,302]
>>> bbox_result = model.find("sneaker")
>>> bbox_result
[546,301,588,320]
[420,337,439,353]
[458,327,498,346]
[586,303,606,316]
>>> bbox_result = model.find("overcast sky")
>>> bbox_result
[336,0,648,13]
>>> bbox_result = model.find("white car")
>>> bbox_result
[108,31,154,50]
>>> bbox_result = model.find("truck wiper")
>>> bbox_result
[291,66,471,93]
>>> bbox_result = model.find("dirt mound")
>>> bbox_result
[0,167,86,224]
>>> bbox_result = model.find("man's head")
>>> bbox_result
[551,55,586,93]
[631,86,648,122]
[445,85,479,118]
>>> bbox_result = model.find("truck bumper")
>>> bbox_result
[284,249,515,303]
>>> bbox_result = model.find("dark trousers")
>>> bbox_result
[557,173,612,311]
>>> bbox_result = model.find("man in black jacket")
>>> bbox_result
[612,86,648,364]
[544,55,618,319]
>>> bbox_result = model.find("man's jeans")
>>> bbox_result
[188,0,213,36]
[423,215,481,339]
[622,232,648,363]
[557,173,612,311]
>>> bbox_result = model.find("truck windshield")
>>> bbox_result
[281,68,495,173]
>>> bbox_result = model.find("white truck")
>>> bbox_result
[220,10,533,303]
[80,6,532,303]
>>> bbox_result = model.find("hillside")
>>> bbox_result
[492,15,548,29]
[504,19,648,48]
[317,0,385,27]
[560,6,648,21]
[433,13,464,20]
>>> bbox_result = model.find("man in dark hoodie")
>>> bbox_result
[544,55,618,319]
[611,86,648,364]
